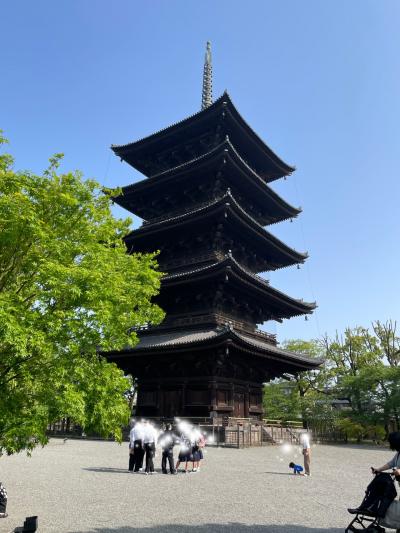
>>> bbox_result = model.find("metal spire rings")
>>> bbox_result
[201,41,213,110]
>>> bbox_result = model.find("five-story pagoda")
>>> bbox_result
[107,43,319,419]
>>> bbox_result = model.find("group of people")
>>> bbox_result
[287,430,400,530]
[128,419,206,475]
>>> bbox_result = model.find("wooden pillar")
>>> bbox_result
[244,385,250,418]
[210,380,217,411]
[181,381,187,413]
[156,383,161,416]
[230,382,235,417]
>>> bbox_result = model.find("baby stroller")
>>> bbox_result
[345,472,397,532]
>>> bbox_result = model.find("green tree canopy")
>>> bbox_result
[263,325,400,441]
[263,339,324,425]
[0,133,164,454]
[322,324,399,437]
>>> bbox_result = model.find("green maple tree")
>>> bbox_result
[0,133,164,454]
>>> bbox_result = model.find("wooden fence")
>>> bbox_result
[47,416,347,446]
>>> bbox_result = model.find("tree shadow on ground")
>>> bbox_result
[71,523,345,533]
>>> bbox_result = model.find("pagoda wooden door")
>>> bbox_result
[234,392,245,417]
[163,389,182,418]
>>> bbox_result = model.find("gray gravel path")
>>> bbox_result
[0,439,396,532]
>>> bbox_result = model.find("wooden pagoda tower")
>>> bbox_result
[107,43,319,419]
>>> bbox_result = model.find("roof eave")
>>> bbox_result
[162,257,316,317]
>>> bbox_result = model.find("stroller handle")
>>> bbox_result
[371,468,397,478]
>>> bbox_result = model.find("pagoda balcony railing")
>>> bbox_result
[140,193,265,228]
[251,328,277,345]
[154,312,277,345]
[160,251,263,276]
[161,251,223,272]
[141,195,224,227]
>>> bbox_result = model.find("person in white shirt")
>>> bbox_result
[128,421,145,472]
[300,432,311,476]
[143,420,158,474]
[128,421,135,472]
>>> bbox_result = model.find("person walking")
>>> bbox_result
[158,423,179,474]
[143,420,158,474]
[300,432,311,476]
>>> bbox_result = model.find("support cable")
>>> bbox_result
[291,173,321,338]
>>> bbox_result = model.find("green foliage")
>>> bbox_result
[263,325,400,441]
[334,418,365,441]
[263,339,323,424]
[339,363,400,436]
[299,391,340,432]
[263,381,301,422]
[0,133,164,454]
[334,418,385,442]
[372,320,400,367]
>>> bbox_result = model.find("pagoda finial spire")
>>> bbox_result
[201,41,213,110]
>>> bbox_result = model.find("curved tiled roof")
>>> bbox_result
[133,327,223,349]
[115,139,300,223]
[125,190,307,267]
[222,93,295,176]
[235,331,322,366]
[112,325,322,369]
[111,91,294,180]
[162,255,316,316]
[112,93,227,151]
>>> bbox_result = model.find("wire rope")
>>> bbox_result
[291,173,321,338]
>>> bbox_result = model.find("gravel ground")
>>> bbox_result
[0,439,396,533]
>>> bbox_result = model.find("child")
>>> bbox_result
[289,461,304,475]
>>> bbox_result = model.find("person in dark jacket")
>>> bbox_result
[0,482,7,519]
[158,424,179,474]
[371,431,400,481]
[371,431,400,533]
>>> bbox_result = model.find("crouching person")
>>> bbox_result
[159,423,178,474]
[0,482,7,518]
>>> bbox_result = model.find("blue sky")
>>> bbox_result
[2,0,399,342]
